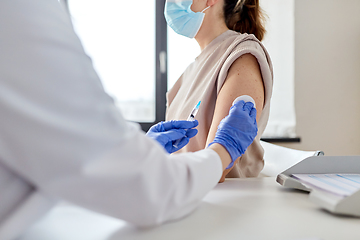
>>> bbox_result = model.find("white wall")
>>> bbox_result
[278,0,360,156]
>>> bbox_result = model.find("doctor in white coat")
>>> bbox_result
[0,0,258,239]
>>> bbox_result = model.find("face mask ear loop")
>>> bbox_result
[201,6,211,13]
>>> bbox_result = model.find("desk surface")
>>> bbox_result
[20,177,360,240]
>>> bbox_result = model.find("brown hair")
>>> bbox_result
[223,0,266,41]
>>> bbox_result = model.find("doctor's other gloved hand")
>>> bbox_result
[209,101,258,169]
[146,120,198,154]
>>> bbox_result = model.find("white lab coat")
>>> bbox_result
[0,0,222,239]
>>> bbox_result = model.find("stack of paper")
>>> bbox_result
[291,174,360,197]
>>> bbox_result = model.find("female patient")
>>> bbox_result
[165,0,273,182]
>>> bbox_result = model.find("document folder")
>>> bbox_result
[276,155,360,217]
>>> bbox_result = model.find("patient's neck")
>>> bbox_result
[195,18,229,51]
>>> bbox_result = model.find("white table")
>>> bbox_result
[20,177,360,240]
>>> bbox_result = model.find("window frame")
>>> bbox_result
[149,0,168,132]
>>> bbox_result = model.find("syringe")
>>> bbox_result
[173,101,201,148]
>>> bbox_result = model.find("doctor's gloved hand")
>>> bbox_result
[146,120,198,154]
[209,101,258,169]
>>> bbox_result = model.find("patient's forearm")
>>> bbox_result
[208,143,231,171]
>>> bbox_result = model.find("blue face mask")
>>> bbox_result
[164,0,210,38]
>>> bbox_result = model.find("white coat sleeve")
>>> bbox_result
[0,0,222,227]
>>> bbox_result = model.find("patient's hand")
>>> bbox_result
[218,158,239,183]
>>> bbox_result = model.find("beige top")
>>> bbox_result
[166,30,273,178]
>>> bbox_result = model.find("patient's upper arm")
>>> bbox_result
[205,53,265,147]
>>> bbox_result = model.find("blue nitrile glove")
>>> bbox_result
[209,101,258,169]
[146,120,199,154]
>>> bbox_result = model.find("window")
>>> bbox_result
[260,0,296,138]
[67,0,167,131]
[167,31,199,91]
